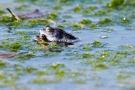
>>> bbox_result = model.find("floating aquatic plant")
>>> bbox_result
[73,4,82,12]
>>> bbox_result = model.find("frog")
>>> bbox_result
[34,25,79,44]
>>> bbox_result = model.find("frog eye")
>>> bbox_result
[46,27,51,32]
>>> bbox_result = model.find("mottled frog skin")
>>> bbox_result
[34,25,79,43]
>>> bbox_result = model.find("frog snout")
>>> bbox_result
[39,29,46,35]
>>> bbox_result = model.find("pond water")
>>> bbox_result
[0,0,135,90]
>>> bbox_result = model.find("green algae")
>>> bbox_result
[25,19,39,27]
[0,40,21,52]
[72,23,80,30]
[53,0,61,10]
[92,9,106,16]
[89,23,97,29]
[73,4,82,12]
[79,53,93,59]
[0,60,6,67]
[121,17,130,24]
[36,70,46,75]
[30,77,50,84]
[92,40,106,47]
[82,43,90,50]
[98,18,111,25]
[79,18,91,25]
[94,63,107,69]
[46,62,65,69]
[0,9,5,14]
[15,51,35,60]
[25,66,35,73]
[47,12,57,19]
[15,4,29,10]
[104,0,124,9]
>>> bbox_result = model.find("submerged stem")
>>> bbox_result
[6,8,20,21]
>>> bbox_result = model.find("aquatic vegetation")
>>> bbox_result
[55,69,65,76]
[0,72,4,79]
[121,17,130,24]
[25,19,39,27]
[89,23,97,29]
[47,12,57,19]
[92,9,106,16]
[57,25,65,29]
[0,9,5,14]
[30,77,50,84]
[53,0,61,10]
[79,53,93,59]
[0,60,6,67]
[79,18,91,25]
[15,4,29,10]
[94,63,107,69]
[73,4,82,12]
[36,70,46,75]
[87,5,97,11]
[0,40,21,52]
[0,15,14,23]
[92,40,106,47]
[82,43,90,50]
[25,66,35,73]
[98,18,111,24]
[119,44,133,49]
[82,8,89,15]
[46,62,65,69]
[72,23,80,30]
[15,51,35,60]
[104,0,124,8]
